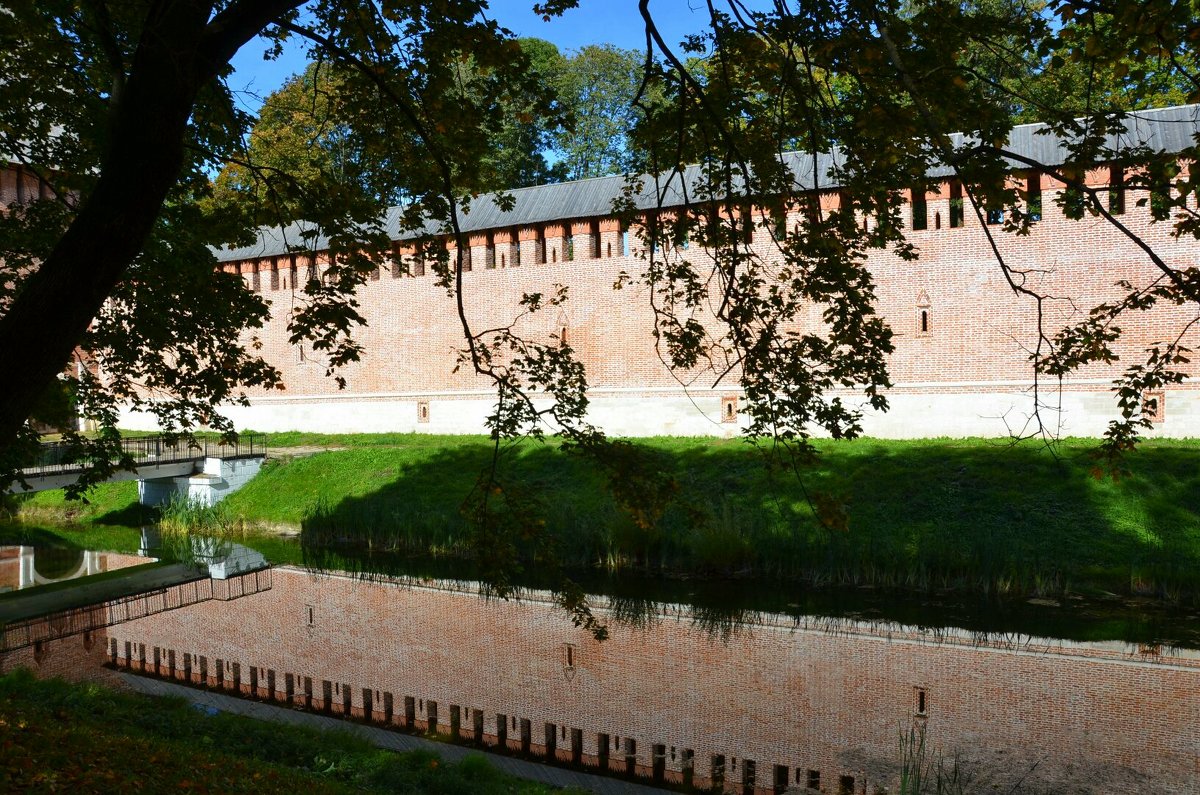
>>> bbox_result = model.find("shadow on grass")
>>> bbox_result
[93,501,156,526]
[293,438,1200,606]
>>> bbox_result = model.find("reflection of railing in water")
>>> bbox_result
[0,568,272,654]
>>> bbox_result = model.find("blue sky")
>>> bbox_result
[226,1,769,111]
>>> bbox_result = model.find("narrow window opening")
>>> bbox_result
[621,229,630,257]
[739,205,755,242]
[404,696,416,728]
[712,755,726,790]
[1026,170,1043,221]
[418,400,430,423]
[598,733,610,770]
[485,233,496,269]
[742,759,756,795]
[520,718,532,754]
[652,744,666,783]
[1062,167,1086,218]
[1150,178,1172,219]
[917,291,932,337]
[721,395,738,423]
[606,241,612,257]
[564,233,574,261]
[590,221,601,258]
[915,686,928,715]
[949,181,964,228]
[1109,165,1125,215]
[497,714,508,747]
[839,774,856,795]
[559,326,569,348]
[536,229,547,264]
[910,187,928,231]
[500,253,506,268]
[552,246,557,263]
[511,236,522,267]
[807,770,821,790]
[770,212,787,241]
[545,722,557,757]
[624,738,637,775]
[571,728,583,765]
[774,764,790,794]
[305,604,314,626]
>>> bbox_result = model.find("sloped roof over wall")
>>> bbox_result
[215,104,1200,263]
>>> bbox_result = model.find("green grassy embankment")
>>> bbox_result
[12,434,1200,601]
[0,670,582,794]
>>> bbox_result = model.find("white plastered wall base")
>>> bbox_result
[116,385,1200,439]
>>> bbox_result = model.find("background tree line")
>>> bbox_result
[212,36,643,216]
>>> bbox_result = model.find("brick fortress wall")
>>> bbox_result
[115,163,1200,438]
[107,568,1200,794]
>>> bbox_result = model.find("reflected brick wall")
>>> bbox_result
[107,568,1200,794]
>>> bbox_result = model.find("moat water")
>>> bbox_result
[7,528,1200,793]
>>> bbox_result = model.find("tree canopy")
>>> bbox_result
[2,0,1200,631]
[215,36,646,201]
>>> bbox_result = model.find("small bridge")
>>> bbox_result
[11,434,266,506]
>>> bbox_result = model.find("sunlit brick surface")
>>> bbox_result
[139,171,1200,437]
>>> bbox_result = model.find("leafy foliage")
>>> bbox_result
[0,670,583,794]
[4,0,1200,631]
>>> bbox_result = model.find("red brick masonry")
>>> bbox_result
[101,568,1200,794]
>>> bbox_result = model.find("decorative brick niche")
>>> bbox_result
[721,395,738,423]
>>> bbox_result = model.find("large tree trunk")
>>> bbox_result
[0,1,213,448]
[0,0,300,450]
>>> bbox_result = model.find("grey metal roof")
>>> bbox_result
[215,104,1200,262]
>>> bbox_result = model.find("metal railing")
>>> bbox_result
[20,434,267,479]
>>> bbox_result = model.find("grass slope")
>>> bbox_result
[13,434,1200,600]
[0,670,582,794]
